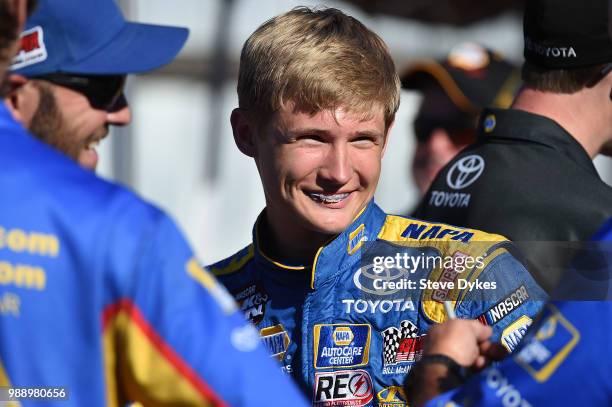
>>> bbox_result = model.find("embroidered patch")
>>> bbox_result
[313,324,371,369]
[313,369,373,406]
[381,320,425,375]
[11,26,48,70]
[232,283,269,325]
[260,324,290,361]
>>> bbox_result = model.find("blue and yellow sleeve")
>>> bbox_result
[427,301,611,406]
[102,212,307,407]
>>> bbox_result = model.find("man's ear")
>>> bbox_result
[230,108,258,157]
[4,74,32,125]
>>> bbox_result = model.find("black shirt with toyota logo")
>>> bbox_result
[414,108,612,292]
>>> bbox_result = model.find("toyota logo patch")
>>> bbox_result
[446,155,485,190]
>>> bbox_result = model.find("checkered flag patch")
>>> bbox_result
[400,320,418,339]
[382,320,419,365]
[382,326,401,365]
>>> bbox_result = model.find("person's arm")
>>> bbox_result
[456,246,547,348]
[103,207,308,406]
[405,320,506,407]
[408,302,612,407]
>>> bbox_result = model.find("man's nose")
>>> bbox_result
[427,128,454,151]
[106,105,132,126]
[320,144,352,185]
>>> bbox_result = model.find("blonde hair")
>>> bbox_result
[237,7,400,130]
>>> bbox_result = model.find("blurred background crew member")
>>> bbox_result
[414,0,612,292]
[401,42,520,197]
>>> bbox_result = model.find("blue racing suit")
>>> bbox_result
[0,104,307,407]
[427,220,612,406]
[427,301,612,406]
[211,202,546,406]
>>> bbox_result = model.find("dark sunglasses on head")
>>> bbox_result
[32,73,126,112]
[413,115,477,146]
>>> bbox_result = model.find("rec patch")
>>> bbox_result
[377,386,408,406]
[515,304,580,382]
[313,369,373,406]
[478,285,529,325]
[501,315,532,352]
[11,26,48,70]
[381,320,424,375]
[232,283,269,325]
[260,324,290,361]
[313,324,371,369]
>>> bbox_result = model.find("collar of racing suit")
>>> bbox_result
[251,200,388,290]
[477,107,599,178]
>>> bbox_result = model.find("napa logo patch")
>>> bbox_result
[314,324,371,369]
[347,224,366,255]
[400,222,474,243]
[11,26,48,70]
[260,324,290,361]
[515,304,580,382]
[333,326,354,345]
[501,315,532,352]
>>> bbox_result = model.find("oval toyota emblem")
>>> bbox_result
[446,155,485,190]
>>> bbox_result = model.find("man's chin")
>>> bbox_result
[303,212,356,237]
[77,149,99,170]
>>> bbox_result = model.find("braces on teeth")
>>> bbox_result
[309,193,349,203]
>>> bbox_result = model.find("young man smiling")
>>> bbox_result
[212,7,545,404]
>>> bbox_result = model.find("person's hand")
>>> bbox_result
[424,319,507,370]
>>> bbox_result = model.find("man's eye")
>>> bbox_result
[298,135,324,143]
[352,136,377,146]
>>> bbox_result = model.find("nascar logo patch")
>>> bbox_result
[478,285,529,325]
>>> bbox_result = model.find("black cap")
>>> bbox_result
[401,43,520,115]
[524,0,612,69]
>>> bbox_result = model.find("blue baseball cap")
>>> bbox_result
[10,0,189,76]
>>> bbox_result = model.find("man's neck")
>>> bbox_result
[259,212,333,266]
[512,86,609,158]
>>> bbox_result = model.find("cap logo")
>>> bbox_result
[447,42,489,71]
[11,26,48,70]
[525,37,577,59]
[484,115,496,133]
